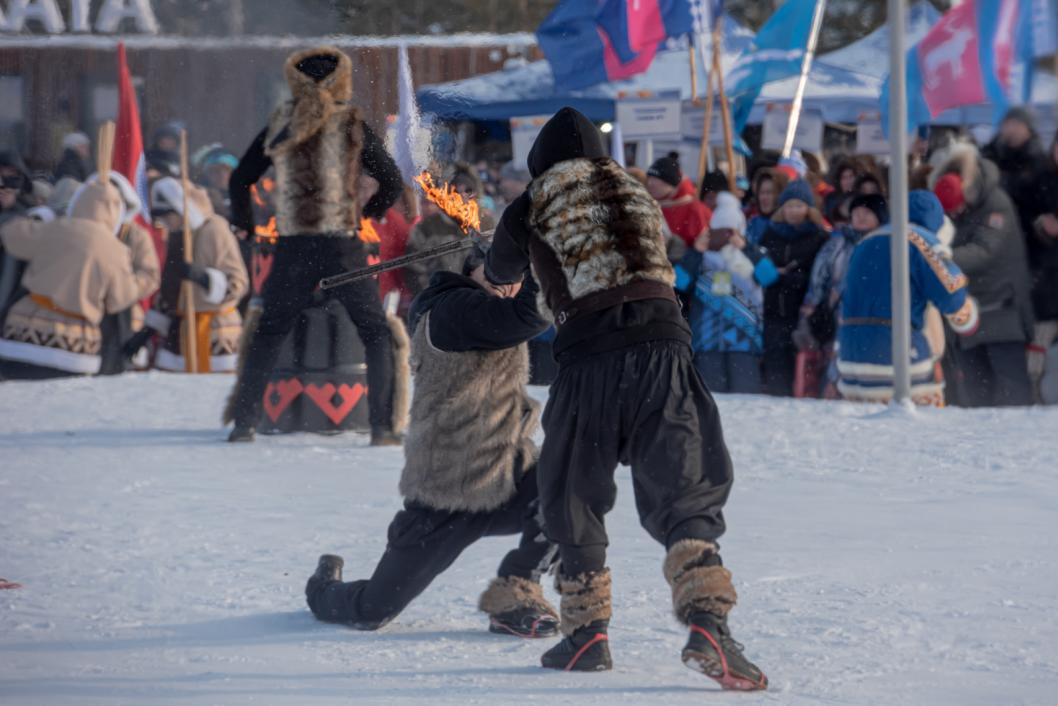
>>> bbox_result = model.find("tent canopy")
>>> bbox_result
[417,16,754,122]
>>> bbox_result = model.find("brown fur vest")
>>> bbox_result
[399,312,539,513]
[265,47,364,237]
[526,158,675,321]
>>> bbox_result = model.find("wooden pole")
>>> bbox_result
[689,42,699,103]
[178,129,199,374]
[711,25,738,191]
[696,59,716,189]
[96,121,115,184]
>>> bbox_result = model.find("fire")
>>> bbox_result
[358,217,380,244]
[255,215,278,245]
[414,172,481,233]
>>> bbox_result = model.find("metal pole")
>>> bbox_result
[782,0,828,158]
[888,0,911,404]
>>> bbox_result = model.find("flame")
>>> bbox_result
[255,215,278,245]
[358,217,380,244]
[414,172,481,233]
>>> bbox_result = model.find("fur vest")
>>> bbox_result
[526,158,675,322]
[265,47,364,237]
[400,312,539,513]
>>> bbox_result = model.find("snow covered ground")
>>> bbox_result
[1,373,1056,705]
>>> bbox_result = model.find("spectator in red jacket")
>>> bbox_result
[646,153,711,248]
[375,206,411,311]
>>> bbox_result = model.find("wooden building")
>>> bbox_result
[0,34,537,170]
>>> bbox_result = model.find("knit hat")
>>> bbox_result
[933,173,965,213]
[777,149,808,177]
[1001,106,1037,135]
[778,179,814,208]
[647,154,682,187]
[150,177,206,230]
[849,193,889,226]
[700,170,729,195]
[908,190,944,233]
[62,132,90,150]
[710,191,746,235]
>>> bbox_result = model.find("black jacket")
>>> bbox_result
[408,271,549,353]
[983,136,1047,243]
[484,107,690,361]
[228,122,402,233]
[951,159,1035,347]
[53,149,91,182]
[757,219,828,328]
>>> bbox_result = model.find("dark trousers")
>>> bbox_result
[306,466,555,630]
[763,320,796,396]
[694,350,762,394]
[538,341,733,576]
[231,237,395,430]
[948,341,1033,407]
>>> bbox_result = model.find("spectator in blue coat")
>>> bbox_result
[838,191,979,406]
[675,193,778,394]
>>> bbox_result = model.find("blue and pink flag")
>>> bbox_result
[537,0,696,91]
[882,0,1036,132]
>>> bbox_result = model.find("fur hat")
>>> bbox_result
[849,193,889,226]
[270,46,354,155]
[778,179,814,208]
[150,177,206,230]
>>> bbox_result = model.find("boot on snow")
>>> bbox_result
[306,554,344,599]
[370,427,403,447]
[682,612,767,691]
[490,606,560,639]
[227,424,256,443]
[540,620,612,671]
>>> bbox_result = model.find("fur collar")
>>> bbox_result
[269,46,354,156]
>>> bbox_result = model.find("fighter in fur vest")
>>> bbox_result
[225,46,408,444]
[306,248,560,638]
[484,108,767,688]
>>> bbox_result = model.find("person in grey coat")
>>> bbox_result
[931,142,1035,406]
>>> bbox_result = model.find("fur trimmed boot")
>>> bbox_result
[540,569,613,672]
[664,539,767,691]
[478,576,559,638]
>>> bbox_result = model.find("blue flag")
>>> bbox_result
[725,0,818,135]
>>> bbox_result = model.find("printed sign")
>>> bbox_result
[760,104,823,154]
[0,0,159,34]
[510,115,550,168]
[856,112,889,155]
[1033,0,1058,57]
[615,95,682,139]
[681,107,727,146]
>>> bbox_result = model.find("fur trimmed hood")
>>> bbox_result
[269,46,354,156]
[929,141,1000,210]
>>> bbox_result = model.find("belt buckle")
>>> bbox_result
[557,311,568,325]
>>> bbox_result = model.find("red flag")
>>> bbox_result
[113,42,164,264]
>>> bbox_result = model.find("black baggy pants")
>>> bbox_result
[538,341,734,576]
[306,466,555,630]
[231,236,395,430]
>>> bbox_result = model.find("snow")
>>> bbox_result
[2,373,1057,705]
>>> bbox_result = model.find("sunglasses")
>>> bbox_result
[0,174,25,190]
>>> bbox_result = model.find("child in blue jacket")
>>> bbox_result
[838,191,979,405]
[675,193,779,393]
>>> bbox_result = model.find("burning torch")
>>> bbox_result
[319,173,491,291]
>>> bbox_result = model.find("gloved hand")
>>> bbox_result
[121,327,154,361]
[178,261,211,290]
[791,316,819,352]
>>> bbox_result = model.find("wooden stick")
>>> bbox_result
[711,24,738,192]
[178,129,199,374]
[96,121,115,185]
[696,67,716,190]
[689,42,699,104]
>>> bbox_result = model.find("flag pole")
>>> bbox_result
[887,0,911,404]
[781,0,827,158]
[178,129,199,374]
